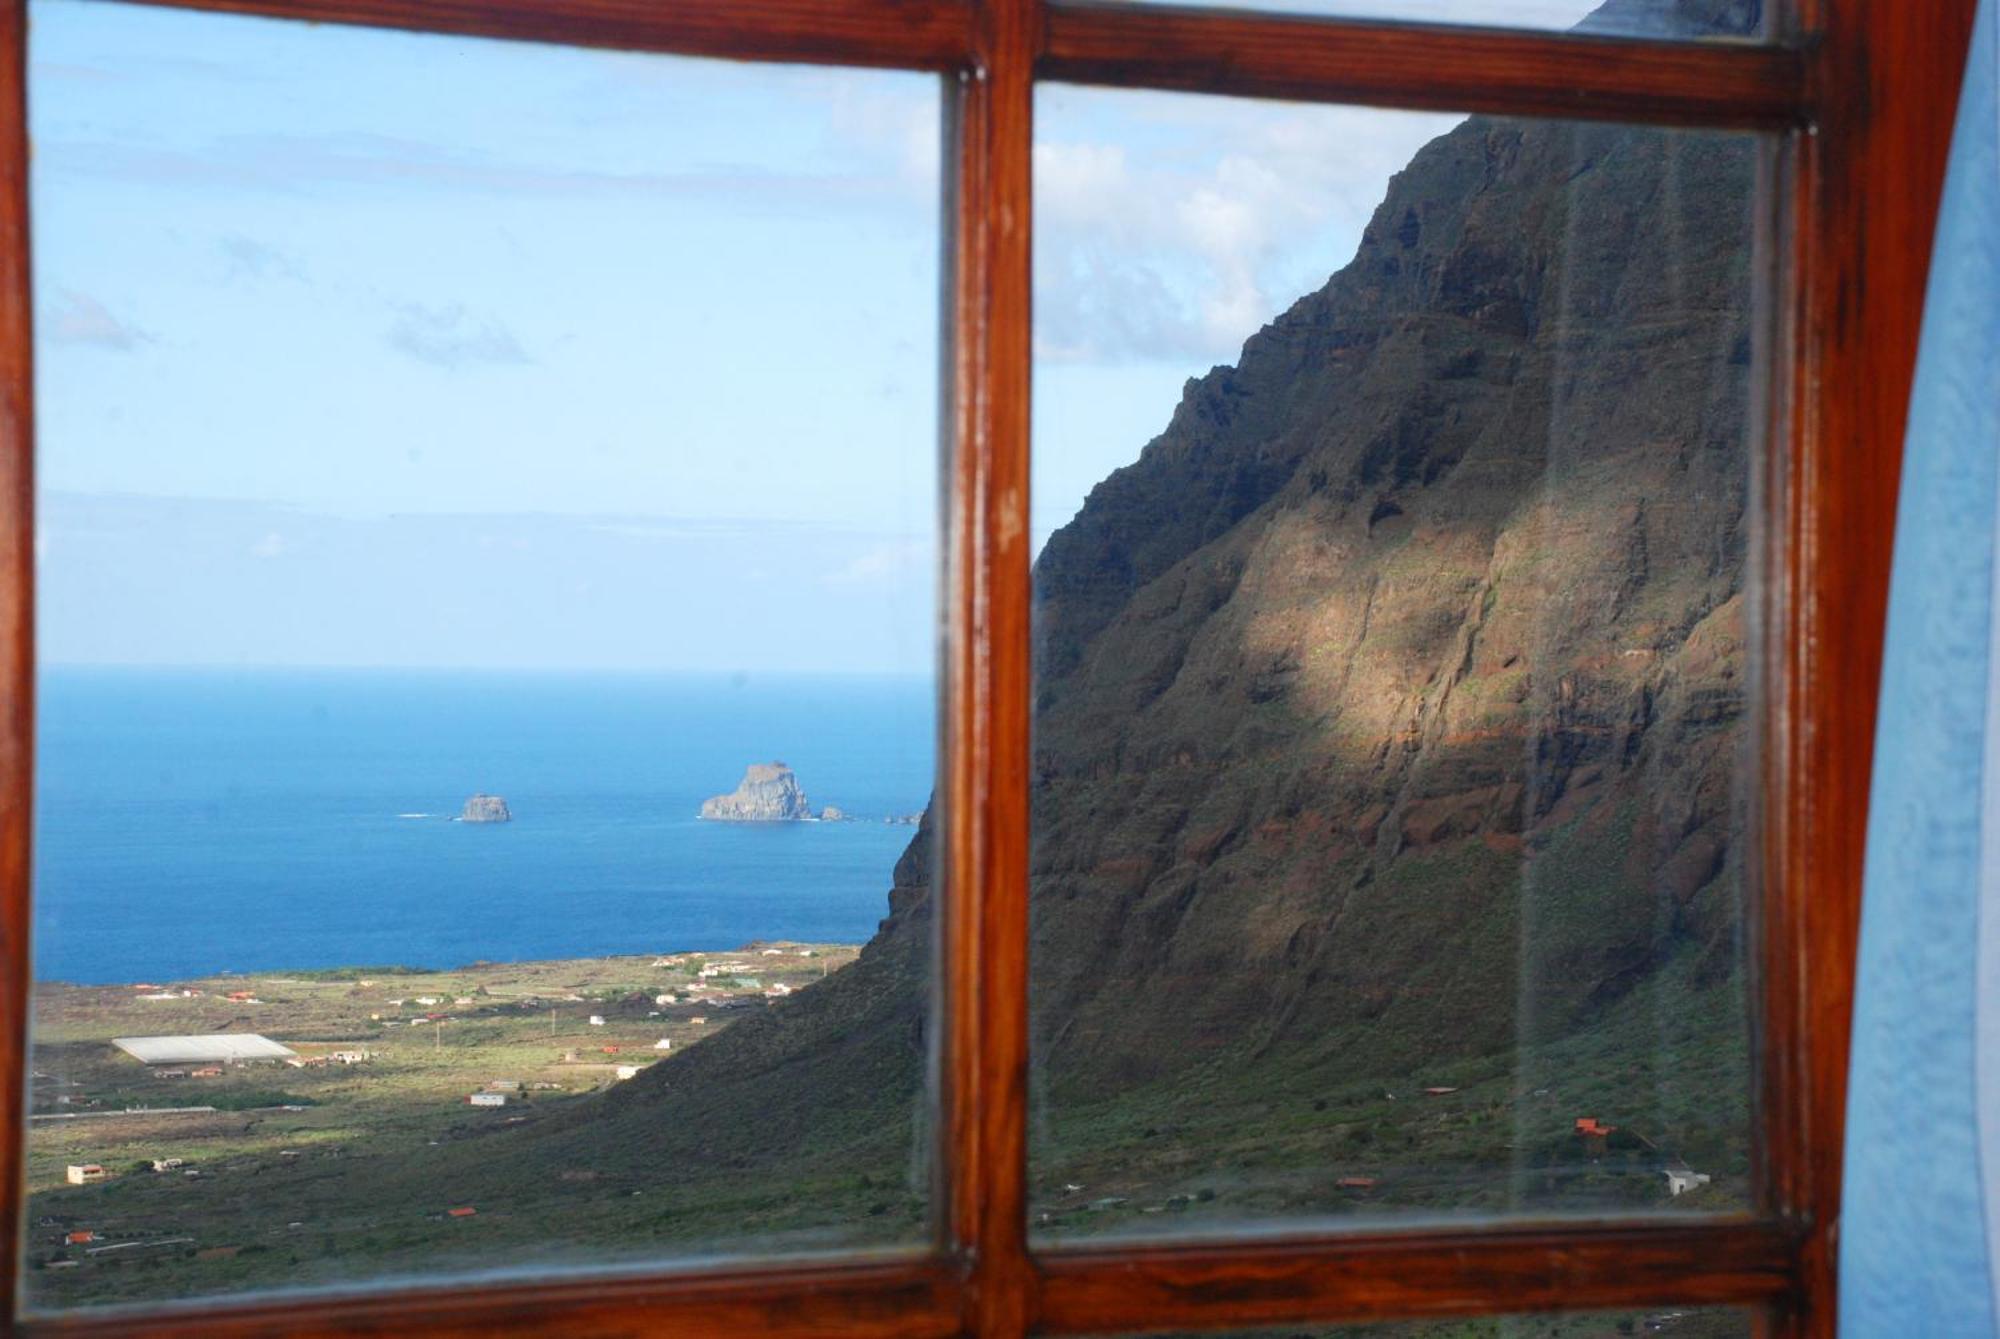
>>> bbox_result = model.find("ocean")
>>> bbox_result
[33,668,936,985]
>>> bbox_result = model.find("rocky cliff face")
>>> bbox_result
[700,763,814,822]
[459,793,510,824]
[1025,115,1753,1096]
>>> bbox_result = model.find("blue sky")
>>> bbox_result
[28,0,1586,673]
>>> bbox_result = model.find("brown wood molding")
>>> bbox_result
[1035,1218,1801,1333]
[105,0,977,72]
[1766,2,1984,1337]
[1042,1,1806,128]
[940,0,1038,1334]
[18,1254,959,1339]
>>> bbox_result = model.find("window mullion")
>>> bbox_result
[939,0,1038,1333]
[1038,3,1802,128]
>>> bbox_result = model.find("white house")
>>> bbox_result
[1663,1166,1712,1196]
[467,1092,507,1108]
[588,1015,606,1026]
[654,1038,672,1050]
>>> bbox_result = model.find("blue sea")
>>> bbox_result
[33,668,935,985]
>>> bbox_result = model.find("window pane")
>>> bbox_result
[27,0,939,1308]
[1087,0,1764,42]
[1031,86,1762,1235]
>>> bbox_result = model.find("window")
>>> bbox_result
[0,0,1977,1336]
[1028,91,1762,1236]
[26,4,941,1305]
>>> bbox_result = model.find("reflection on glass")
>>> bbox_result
[1031,84,1760,1235]
[1106,0,1763,42]
[27,0,938,1308]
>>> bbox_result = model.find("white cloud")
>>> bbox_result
[1033,93,1463,368]
[219,234,304,284]
[386,303,531,369]
[44,288,150,351]
[824,538,931,586]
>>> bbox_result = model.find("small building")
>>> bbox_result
[112,1034,296,1066]
[64,1230,94,1245]
[614,1065,641,1080]
[1663,1166,1713,1197]
[1336,1176,1379,1190]
[1575,1117,1616,1155]
[446,1206,477,1218]
[690,1017,707,1026]
[65,1165,106,1186]
[1423,1086,1459,1097]
[329,1050,372,1065]
[468,1092,507,1107]
[588,1015,606,1027]
[190,1067,223,1079]
[654,1039,672,1050]
[150,1158,184,1173]
[485,1079,521,1092]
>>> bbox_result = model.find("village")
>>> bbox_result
[25,942,861,1287]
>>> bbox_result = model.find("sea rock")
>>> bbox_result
[460,794,511,824]
[820,806,847,822]
[700,764,813,822]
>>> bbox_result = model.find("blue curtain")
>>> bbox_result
[1841,2,2000,1333]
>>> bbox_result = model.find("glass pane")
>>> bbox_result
[1096,0,1764,42]
[1031,86,1762,1237]
[28,0,939,1309]
[1072,1310,1756,1337]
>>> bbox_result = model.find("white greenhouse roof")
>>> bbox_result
[112,1034,297,1064]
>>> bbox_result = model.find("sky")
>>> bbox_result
[28,0,1594,674]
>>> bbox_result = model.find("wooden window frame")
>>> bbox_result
[0,0,1977,1334]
